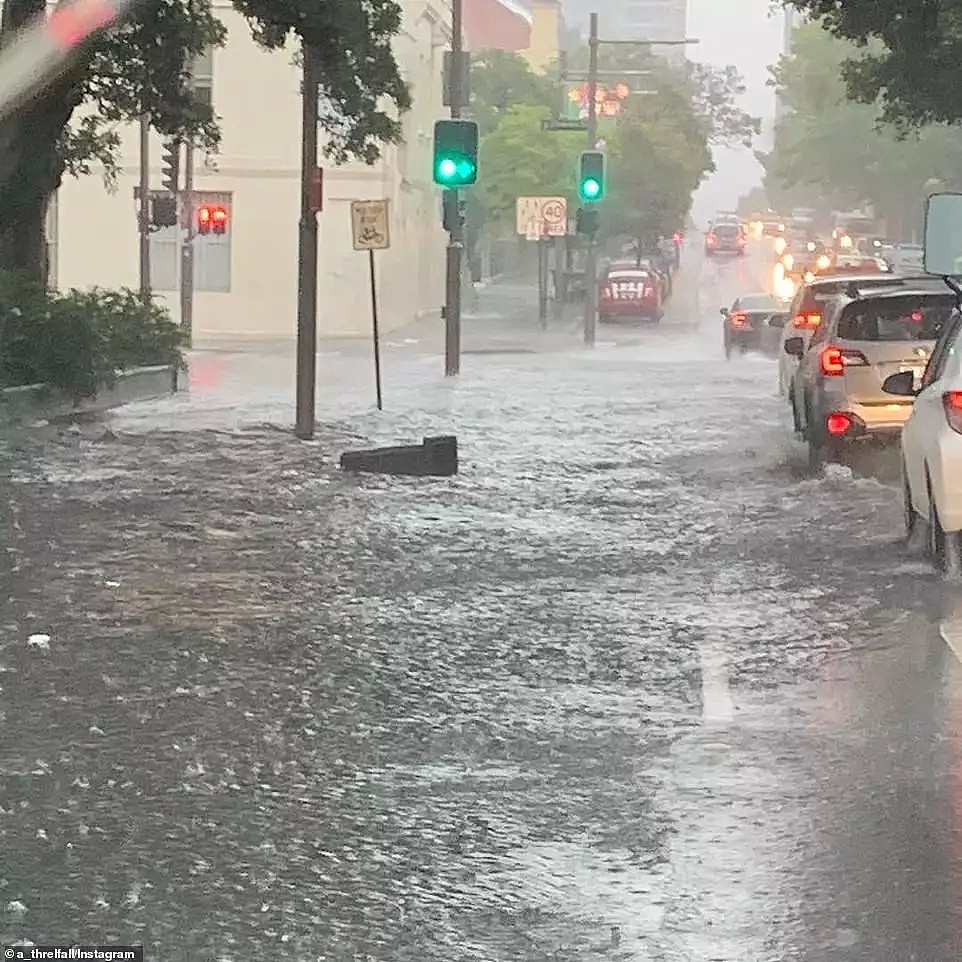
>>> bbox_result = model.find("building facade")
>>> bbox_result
[51,0,451,343]
[523,0,562,72]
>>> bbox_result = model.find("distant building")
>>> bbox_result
[523,0,563,72]
[464,0,532,50]
[562,0,687,55]
[50,0,450,343]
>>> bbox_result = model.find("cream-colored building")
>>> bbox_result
[523,0,562,73]
[51,0,450,343]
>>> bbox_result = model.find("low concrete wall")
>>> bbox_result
[0,365,178,426]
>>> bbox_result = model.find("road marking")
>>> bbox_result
[939,616,962,664]
[698,644,734,724]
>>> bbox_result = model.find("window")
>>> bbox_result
[837,295,954,342]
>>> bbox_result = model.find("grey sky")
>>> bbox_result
[687,0,786,222]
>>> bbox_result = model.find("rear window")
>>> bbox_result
[738,295,778,310]
[714,225,738,237]
[801,279,897,311]
[837,295,955,341]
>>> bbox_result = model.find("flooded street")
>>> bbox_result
[3,242,962,960]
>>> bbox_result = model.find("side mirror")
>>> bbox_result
[768,312,788,329]
[784,336,805,358]
[882,370,919,396]
[924,192,962,275]
[720,307,730,316]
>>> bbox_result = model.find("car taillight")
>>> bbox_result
[601,286,613,300]
[826,412,852,435]
[644,286,655,297]
[730,311,748,329]
[943,392,962,434]
[820,346,868,375]
[794,311,821,329]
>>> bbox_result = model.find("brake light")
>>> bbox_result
[826,412,852,435]
[644,286,655,298]
[794,311,821,329]
[911,310,923,322]
[730,311,748,329]
[601,286,613,300]
[943,392,962,434]
[820,346,868,375]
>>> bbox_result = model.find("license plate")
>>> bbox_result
[899,365,923,388]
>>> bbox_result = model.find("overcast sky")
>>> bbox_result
[687,0,786,223]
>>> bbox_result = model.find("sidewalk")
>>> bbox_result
[190,277,584,358]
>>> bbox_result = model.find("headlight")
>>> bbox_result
[807,242,816,252]
[782,254,795,269]
[804,271,815,283]
[840,235,853,248]
[775,238,787,255]
[817,255,831,270]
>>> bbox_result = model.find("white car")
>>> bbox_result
[777,273,911,396]
[886,307,962,572]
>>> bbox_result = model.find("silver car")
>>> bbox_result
[786,285,956,466]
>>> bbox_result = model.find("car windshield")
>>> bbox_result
[714,225,739,237]
[836,294,955,341]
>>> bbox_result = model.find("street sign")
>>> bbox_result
[516,196,568,238]
[351,199,390,250]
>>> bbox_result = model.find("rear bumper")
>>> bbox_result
[599,302,661,320]
[815,399,913,442]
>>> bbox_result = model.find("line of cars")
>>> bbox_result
[773,192,962,573]
[596,240,679,324]
[720,195,962,574]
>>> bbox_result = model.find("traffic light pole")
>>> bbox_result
[295,42,320,440]
[180,141,195,347]
[138,113,150,300]
[444,0,464,376]
[584,13,599,347]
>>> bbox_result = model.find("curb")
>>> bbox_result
[0,365,179,427]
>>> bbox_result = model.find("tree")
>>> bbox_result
[476,104,582,229]
[469,51,557,136]
[787,0,962,130]
[605,82,714,242]
[767,19,962,236]
[0,0,410,283]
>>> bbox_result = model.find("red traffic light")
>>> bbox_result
[196,204,228,235]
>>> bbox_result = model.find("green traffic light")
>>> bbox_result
[581,177,601,200]
[437,157,457,181]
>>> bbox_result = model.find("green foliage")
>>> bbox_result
[470,51,557,136]
[787,0,962,129]
[768,20,962,229]
[0,274,184,398]
[477,105,583,229]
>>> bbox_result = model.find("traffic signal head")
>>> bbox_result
[433,119,478,187]
[197,204,228,235]
[579,150,605,202]
[161,140,180,194]
[151,194,178,228]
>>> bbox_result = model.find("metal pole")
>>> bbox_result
[369,249,383,410]
[139,114,150,299]
[538,237,547,328]
[295,42,320,440]
[583,12,599,346]
[180,141,194,347]
[444,0,464,376]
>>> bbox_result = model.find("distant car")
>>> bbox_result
[886,305,962,571]
[762,216,786,237]
[825,254,894,275]
[597,262,664,323]
[776,273,933,396]
[705,222,745,256]
[785,284,956,467]
[891,244,925,274]
[721,293,788,359]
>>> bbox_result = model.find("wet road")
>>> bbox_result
[3,241,962,960]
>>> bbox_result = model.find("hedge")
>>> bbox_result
[0,272,184,399]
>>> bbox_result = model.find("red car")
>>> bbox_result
[598,262,664,323]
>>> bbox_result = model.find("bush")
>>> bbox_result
[0,273,184,398]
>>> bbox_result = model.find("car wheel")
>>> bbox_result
[927,481,962,576]
[903,464,920,543]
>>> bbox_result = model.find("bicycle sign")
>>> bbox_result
[351,199,390,250]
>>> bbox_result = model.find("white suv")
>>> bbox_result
[885,307,962,573]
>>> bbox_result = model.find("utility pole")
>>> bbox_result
[444,0,464,376]
[138,114,150,300]
[295,42,320,440]
[584,12,599,346]
[180,141,195,347]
